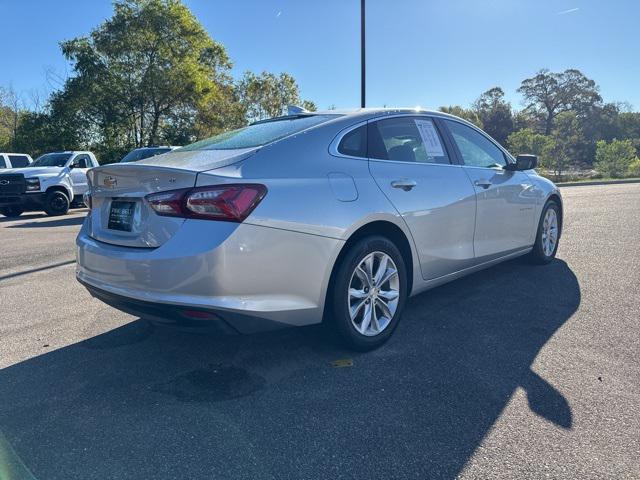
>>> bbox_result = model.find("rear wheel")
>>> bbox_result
[44,190,70,216]
[329,236,408,351]
[0,206,24,218]
[529,200,560,264]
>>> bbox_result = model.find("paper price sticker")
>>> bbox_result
[414,119,445,157]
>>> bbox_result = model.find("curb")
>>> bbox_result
[557,178,640,187]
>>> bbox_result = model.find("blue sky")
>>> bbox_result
[1,0,639,111]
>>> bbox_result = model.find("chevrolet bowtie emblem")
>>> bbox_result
[103,176,117,188]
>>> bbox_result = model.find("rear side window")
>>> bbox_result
[182,115,336,151]
[338,125,367,157]
[368,117,450,164]
[444,120,506,168]
[0,156,6,168]
[8,155,29,167]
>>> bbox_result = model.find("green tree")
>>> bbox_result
[617,112,640,153]
[0,86,22,151]
[506,128,555,169]
[595,139,637,178]
[517,69,602,135]
[59,0,234,160]
[543,111,584,178]
[438,105,482,127]
[237,71,313,123]
[627,157,640,177]
[473,87,514,146]
[574,102,621,168]
[301,100,318,112]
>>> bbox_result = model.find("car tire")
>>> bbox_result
[529,199,561,264]
[0,206,24,218]
[44,190,70,216]
[329,235,408,351]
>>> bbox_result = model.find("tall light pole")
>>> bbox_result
[360,0,366,108]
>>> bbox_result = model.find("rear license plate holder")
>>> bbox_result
[108,200,136,232]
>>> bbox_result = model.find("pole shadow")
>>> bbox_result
[0,258,580,479]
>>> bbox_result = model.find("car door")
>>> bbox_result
[442,119,536,259]
[68,154,91,195]
[367,116,477,280]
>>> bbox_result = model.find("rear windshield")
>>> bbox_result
[181,115,336,151]
[120,148,172,163]
[31,153,73,167]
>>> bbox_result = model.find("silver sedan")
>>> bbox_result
[76,109,562,350]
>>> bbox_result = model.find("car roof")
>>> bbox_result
[261,108,478,131]
[133,146,179,150]
[42,151,94,155]
[313,107,471,123]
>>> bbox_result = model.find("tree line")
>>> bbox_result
[1,0,639,178]
[0,0,316,164]
[439,69,640,179]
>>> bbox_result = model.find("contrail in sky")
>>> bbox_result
[557,7,579,15]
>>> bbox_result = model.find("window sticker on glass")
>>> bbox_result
[414,119,445,157]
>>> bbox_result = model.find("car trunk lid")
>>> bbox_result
[87,164,198,248]
[87,149,255,248]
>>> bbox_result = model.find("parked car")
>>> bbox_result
[0,151,99,217]
[0,152,32,169]
[76,109,562,350]
[119,146,180,163]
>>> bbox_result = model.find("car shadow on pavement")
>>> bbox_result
[0,258,580,480]
[0,212,46,223]
[6,214,86,228]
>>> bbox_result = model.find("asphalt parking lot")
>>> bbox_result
[0,184,638,479]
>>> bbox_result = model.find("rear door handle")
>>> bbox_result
[474,179,492,189]
[391,179,417,191]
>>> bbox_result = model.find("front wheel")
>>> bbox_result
[44,190,70,216]
[0,206,24,218]
[329,236,408,351]
[529,200,561,264]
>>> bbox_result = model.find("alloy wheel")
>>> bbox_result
[348,251,400,336]
[541,208,558,257]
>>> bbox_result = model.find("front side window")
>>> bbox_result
[182,115,337,151]
[368,117,450,164]
[8,155,29,167]
[73,155,89,168]
[445,120,506,168]
[31,153,72,167]
[0,156,6,168]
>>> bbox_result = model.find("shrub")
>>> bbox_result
[594,139,636,178]
[627,157,640,177]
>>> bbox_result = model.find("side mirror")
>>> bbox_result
[505,154,538,171]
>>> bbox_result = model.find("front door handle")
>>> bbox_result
[391,179,417,191]
[474,179,492,189]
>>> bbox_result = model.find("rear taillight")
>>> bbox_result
[83,190,92,209]
[146,184,267,222]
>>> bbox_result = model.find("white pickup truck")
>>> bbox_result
[0,151,98,217]
[0,153,33,169]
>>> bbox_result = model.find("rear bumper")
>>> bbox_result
[76,217,344,331]
[0,192,45,208]
[79,278,266,334]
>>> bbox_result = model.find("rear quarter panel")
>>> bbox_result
[195,119,422,298]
